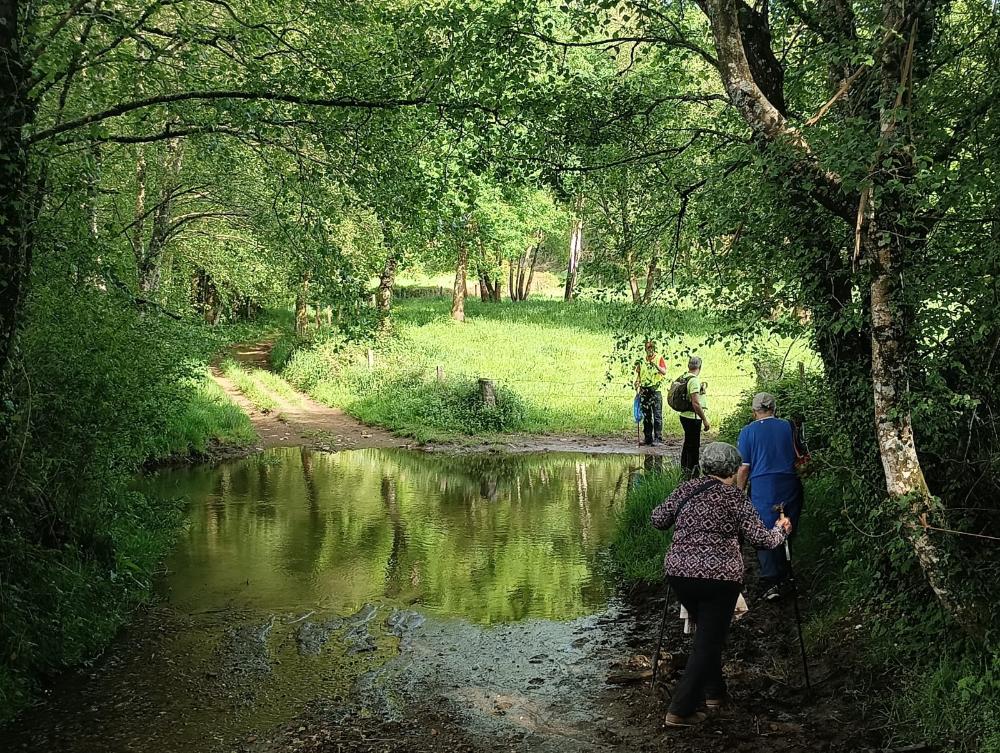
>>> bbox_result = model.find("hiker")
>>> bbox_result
[634,340,667,445]
[650,442,792,727]
[668,356,710,476]
[736,392,804,600]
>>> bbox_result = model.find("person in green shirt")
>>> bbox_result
[679,356,710,476]
[634,340,668,445]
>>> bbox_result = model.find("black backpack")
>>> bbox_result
[667,374,695,413]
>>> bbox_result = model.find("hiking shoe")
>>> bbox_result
[665,711,708,727]
[762,584,783,601]
[705,695,729,710]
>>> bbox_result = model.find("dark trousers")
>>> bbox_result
[679,416,702,474]
[757,488,803,584]
[666,576,742,716]
[640,388,663,443]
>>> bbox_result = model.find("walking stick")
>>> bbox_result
[650,581,672,697]
[784,537,812,694]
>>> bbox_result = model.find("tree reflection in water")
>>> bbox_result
[146,448,640,623]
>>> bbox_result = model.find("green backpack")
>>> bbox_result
[667,374,694,413]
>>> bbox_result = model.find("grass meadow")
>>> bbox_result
[276,295,814,441]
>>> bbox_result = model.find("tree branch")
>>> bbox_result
[697,0,854,221]
[28,90,501,145]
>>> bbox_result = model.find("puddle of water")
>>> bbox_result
[153,448,641,622]
[6,449,660,753]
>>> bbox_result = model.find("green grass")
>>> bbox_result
[155,372,258,456]
[248,367,308,406]
[221,359,278,413]
[278,297,793,440]
[608,468,684,582]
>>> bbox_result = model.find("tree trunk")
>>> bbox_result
[451,243,468,322]
[508,260,517,302]
[642,244,660,304]
[0,3,32,413]
[626,249,641,303]
[295,272,310,335]
[136,136,183,300]
[699,0,973,628]
[522,241,540,300]
[565,196,584,301]
[868,215,973,628]
[480,273,494,301]
[376,250,399,326]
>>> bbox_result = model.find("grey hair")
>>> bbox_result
[688,355,703,371]
[700,442,743,479]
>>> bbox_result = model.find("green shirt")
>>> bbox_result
[680,375,707,420]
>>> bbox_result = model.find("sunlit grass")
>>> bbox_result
[279,296,815,439]
[221,359,278,413]
[157,371,257,456]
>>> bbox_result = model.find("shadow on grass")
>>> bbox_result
[393,295,719,338]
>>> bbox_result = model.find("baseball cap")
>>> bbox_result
[751,392,777,411]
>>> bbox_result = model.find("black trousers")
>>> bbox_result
[639,388,663,443]
[679,416,702,474]
[666,576,742,716]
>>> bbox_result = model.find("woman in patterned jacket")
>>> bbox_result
[651,441,792,727]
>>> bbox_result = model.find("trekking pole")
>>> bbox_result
[650,581,672,697]
[783,534,812,694]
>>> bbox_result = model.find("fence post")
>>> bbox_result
[479,378,497,407]
[367,348,375,370]
[436,365,444,383]
[798,361,805,381]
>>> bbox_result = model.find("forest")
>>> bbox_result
[1,0,998,751]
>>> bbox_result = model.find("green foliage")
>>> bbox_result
[608,468,683,583]
[156,372,258,456]
[717,369,839,454]
[0,276,267,721]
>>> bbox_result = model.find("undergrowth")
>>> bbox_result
[156,371,257,456]
[0,275,277,722]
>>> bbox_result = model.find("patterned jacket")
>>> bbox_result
[650,478,786,583]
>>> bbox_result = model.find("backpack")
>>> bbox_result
[667,374,695,413]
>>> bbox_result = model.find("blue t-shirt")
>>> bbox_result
[737,417,801,525]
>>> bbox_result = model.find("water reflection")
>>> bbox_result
[147,449,640,623]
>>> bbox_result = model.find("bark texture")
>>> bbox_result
[451,243,468,322]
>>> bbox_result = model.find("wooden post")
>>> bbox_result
[436,365,444,383]
[798,361,806,381]
[479,378,497,408]
[367,348,375,370]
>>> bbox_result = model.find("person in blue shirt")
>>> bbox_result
[736,392,803,600]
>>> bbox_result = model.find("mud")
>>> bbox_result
[242,592,881,753]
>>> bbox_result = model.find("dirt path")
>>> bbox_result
[213,341,687,459]
[210,342,411,452]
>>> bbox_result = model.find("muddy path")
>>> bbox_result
[6,591,878,753]
[210,342,411,452]
[212,340,686,459]
[243,590,879,753]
